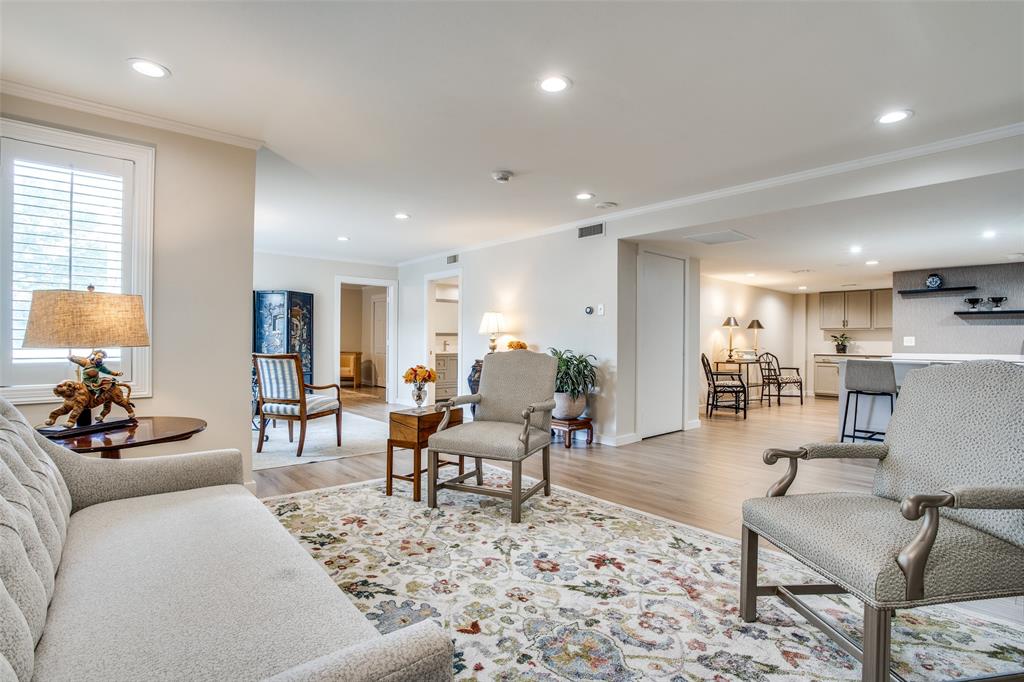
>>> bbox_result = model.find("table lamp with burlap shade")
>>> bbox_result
[22,285,150,428]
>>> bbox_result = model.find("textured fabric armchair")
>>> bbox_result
[740,360,1024,681]
[428,350,557,523]
[253,353,341,457]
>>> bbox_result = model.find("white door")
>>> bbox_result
[371,294,388,388]
[637,251,686,438]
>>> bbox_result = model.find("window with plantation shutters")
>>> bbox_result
[1,121,153,401]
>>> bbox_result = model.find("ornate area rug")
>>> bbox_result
[251,412,387,470]
[264,469,1024,680]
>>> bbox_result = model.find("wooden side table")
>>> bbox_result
[387,406,463,502]
[550,417,593,449]
[47,416,207,459]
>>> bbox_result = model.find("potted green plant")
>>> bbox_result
[830,333,851,354]
[548,348,598,420]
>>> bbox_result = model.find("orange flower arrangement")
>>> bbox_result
[507,339,528,350]
[402,364,437,386]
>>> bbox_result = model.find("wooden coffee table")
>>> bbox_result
[550,417,594,448]
[48,416,207,459]
[387,406,463,502]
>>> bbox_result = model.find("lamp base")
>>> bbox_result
[488,334,498,353]
[76,407,93,428]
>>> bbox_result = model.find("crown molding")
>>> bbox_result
[398,121,1024,267]
[1,80,264,150]
[253,248,397,269]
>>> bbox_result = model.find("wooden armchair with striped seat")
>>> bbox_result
[253,353,341,457]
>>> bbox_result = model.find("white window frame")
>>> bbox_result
[0,118,154,404]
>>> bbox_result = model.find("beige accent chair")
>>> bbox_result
[427,350,557,523]
[741,360,1024,682]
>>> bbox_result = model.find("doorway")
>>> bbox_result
[636,251,687,438]
[424,270,462,405]
[334,275,398,416]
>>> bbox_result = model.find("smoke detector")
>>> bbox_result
[491,170,514,183]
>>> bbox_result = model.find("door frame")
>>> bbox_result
[333,275,398,404]
[423,268,463,401]
[635,249,699,437]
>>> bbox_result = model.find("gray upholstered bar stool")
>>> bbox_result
[841,360,897,443]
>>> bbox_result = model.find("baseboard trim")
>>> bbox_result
[684,419,702,431]
[597,432,641,447]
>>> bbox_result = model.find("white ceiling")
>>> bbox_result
[2,2,1022,264]
[636,170,1024,293]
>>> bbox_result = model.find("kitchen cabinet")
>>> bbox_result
[872,289,893,329]
[819,288,892,330]
[814,360,840,396]
[434,352,458,401]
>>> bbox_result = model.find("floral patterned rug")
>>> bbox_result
[264,469,1024,681]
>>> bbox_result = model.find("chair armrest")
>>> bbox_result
[520,399,557,451]
[38,435,244,513]
[779,367,801,375]
[306,383,341,401]
[942,485,1024,510]
[761,442,888,497]
[265,621,453,682]
[434,394,481,431]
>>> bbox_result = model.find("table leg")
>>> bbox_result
[386,440,394,496]
[564,427,572,449]
[412,445,422,502]
[101,449,122,459]
[586,425,593,445]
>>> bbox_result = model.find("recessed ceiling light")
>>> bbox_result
[336,236,349,242]
[865,260,879,266]
[539,75,571,93]
[575,192,595,201]
[745,272,756,277]
[982,229,997,239]
[128,58,170,78]
[877,109,913,124]
[849,245,863,254]
[394,212,410,220]
[594,201,618,209]
[798,286,808,290]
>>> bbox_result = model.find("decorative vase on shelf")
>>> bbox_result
[835,345,848,354]
[412,384,427,408]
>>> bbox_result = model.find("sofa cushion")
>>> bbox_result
[0,399,72,681]
[743,492,1024,608]
[33,484,379,681]
[429,421,551,461]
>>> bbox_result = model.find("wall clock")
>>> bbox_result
[924,273,944,289]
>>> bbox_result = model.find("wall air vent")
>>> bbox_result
[685,229,754,245]
[446,254,459,265]
[577,223,605,239]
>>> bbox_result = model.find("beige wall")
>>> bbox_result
[2,95,257,478]
[340,287,363,352]
[252,252,396,387]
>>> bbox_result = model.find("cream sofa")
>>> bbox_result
[0,398,452,681]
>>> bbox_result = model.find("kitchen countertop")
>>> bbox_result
[813,353,891,357]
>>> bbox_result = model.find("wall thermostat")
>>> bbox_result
[584,306,594,315]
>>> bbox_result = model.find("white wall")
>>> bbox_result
[253,252,396,387]
[3,95,257,479]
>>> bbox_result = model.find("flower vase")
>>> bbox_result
[412,384,427,408]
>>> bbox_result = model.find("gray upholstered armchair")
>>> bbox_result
[741,360,1024,682]
[427,350,557,523]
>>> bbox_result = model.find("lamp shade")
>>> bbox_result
[22,289,150,349]
[721,316,739,328]
[747,319,764,330]
[478,311,506,335]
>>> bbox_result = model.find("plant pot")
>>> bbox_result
[553,393,587,420]
[835,345,848,354]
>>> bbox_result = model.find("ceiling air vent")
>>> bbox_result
[685,229,753,245]
[578,223,605,239]
[446,254,459,265]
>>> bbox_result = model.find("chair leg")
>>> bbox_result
[335,409,342,447]
[841,391,853,442]
[296,419,307,457]
[475,457,484,485]
[740,525,758,622]
[542,446,551,495]
[852,390,860,442]
[288,420,293,442]
[256,417,267,453]
[427,449,438,509]
[861,605,892,682]
[511,461,522,523]
[799,381,804,405]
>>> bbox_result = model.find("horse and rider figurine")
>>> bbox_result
[45,350,136,428]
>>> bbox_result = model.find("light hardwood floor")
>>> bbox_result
[255,395,876,539]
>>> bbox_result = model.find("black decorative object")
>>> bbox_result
[467,359,483,417]
[925,273,944,289]
[988,296,1007,311]
[253,290,314,385]
[964,297,983,311]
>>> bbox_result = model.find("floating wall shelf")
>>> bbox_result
[897,286,977,295]
[954,310,1024,317]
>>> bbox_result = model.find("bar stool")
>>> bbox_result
[841,360,897,443]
